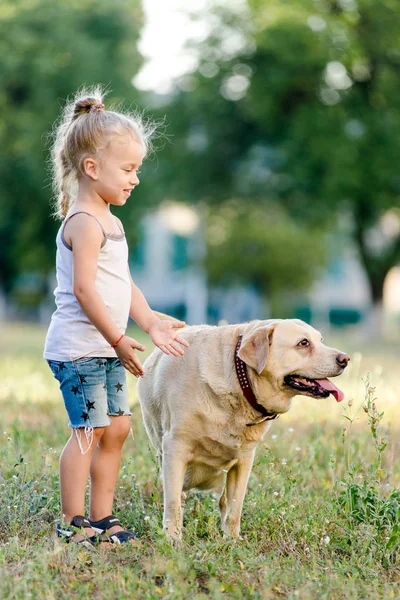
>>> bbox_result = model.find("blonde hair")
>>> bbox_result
[50,86,156,219]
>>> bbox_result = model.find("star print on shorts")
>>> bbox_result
[46,357,132,428]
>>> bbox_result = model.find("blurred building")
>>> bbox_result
[298,236,372,330]
[130,203,262,325]
[130,203,376,327]
[11,202,400,330]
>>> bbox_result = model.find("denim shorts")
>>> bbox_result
[47,357,132,428]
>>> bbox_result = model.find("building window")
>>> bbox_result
[328,258,345,281]
[171,234,189,271]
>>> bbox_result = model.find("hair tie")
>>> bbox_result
[89,103,105,113]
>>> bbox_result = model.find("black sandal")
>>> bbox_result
[56,515,98,548]
[89,515,138,544]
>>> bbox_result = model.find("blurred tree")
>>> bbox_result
[0,0,144,299]
[206,201,326,306]
[150,0,400,315]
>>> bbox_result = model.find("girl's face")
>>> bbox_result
[88,135,145,207]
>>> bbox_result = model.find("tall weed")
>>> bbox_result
[337,375,400,566]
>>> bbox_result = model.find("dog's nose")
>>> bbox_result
[336,353,350,368]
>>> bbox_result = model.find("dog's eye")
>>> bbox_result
[298,339,310,347]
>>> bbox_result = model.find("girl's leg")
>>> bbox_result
[60,427,105,527]
[89,415,131,534]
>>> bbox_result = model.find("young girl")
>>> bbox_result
[44,87,189,546]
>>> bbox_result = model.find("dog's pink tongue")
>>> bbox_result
[316,379,345,402]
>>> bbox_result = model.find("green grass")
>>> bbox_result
[0,323,399,599]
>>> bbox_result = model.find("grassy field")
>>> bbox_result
[0,322,399,599]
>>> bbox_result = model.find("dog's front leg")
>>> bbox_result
[220,451,255,538]
[162,437,189,540]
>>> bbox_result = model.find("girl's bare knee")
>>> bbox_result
[102,417,131,447]
[93,427,105,440]
[113,418,131,441]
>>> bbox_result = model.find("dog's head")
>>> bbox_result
[238,319,349,402]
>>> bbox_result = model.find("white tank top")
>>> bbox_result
[43,211,131,361]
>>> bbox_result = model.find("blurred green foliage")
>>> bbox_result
[150,0,400,304]
[1,0,399,313]
[0,0,143,293]
[206,201,326,299]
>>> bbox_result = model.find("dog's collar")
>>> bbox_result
[235,335,279,427]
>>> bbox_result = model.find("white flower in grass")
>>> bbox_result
[288,427,294,433]
[322,535,330,545]
[271,434,278,440]
[144,515,150,521]
[273,491,279,496]
[295,447,301,452]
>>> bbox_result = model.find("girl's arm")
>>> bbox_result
[127,269,183,327]
[153,310,180,321]
[128,281,160,333]
[127,268,190,356]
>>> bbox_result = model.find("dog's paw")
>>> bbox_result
[163,521,183,545]
[164,530,183,548]
[169,535,183,549]
[221,522,241,539]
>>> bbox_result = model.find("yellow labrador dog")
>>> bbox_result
[137,319,349,539]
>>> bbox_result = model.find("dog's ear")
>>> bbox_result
[238,322,277,374]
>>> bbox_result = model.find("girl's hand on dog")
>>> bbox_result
[148,319,190,357]
[115,336,146,377]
